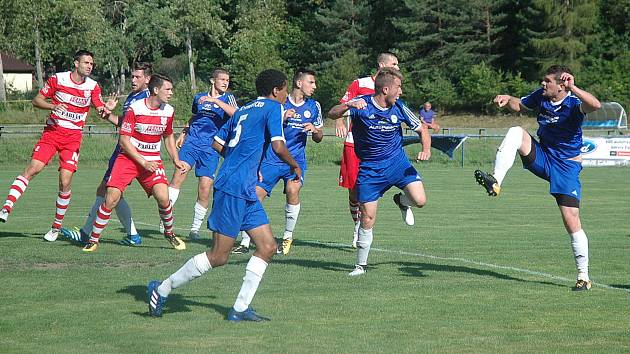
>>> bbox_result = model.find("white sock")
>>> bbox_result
[115,197,138,236]
[82,196,104,234]
[233,256,268,312]
[493,126,523,186]
[168,186,180,205]
[283,203,300,240]
[158,252,212,297]
[190,201,207,232]
[570,229,589,281]
[240,232,251,248]
[356,227,373,266]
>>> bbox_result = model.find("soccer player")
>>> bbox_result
[0,50,108,241]
[165,69,238,240]
[147,69,301,322]
[335,52,400,247]
[81,74,186,252]
[328,68,431,276]
[232,68,323,255]
[474,65,601,291]
[60,62,152,246]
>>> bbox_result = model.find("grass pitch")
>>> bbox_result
[0,161,629,353]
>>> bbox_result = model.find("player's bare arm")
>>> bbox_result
[199,96,238,117]
[176,115,193,148]
[415,123,432,161]
[560,73,601,114]
[284,108,296,122]
[212,139,225,156]
[328,99,367,119]
[303,123,323,143]
[119,135,158,172]
[334,116,348,138]
[32,93,67,112]
[493,94,523,113]
[163,133,187,173]
[271,140,302,182]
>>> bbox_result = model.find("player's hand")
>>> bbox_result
[284,109,296,122]
[97,106,112,119]
[143,160,159,172]
[560,72,575,90]
[302,123,318,133]
[198,95,215,104]
[105,92,119,111]
[53,103,68,114]
[346,98,367,109]
[335,118,348,138]
[416,150,431,161]
[175,132,186,149]
[493,95,511,108]
[290,165,302,182]
[175,160,190,174]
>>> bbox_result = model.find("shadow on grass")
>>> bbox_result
[0,231,37,239]
[291,239,355,253]
[118,284,229,317]
[609,284,630,289]
[273,258,349,272]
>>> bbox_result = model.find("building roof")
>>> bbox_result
[1,52,34,73]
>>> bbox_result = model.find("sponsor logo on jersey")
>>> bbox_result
[135,123,166,135]
[57,110,87,122]
[136,142,159,151]
[121,121,133,133]
[581,139,596,154]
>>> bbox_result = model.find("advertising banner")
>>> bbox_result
[581,137,630,166]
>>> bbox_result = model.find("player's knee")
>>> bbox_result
[257,239,277,258]
[209,253,229,267]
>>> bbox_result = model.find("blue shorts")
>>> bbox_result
[523,140,582,200]
[257,161,306,196]
[178,142,220,179]
[356,154,422,203]
[207,189,269,238]
[102,145,122,181]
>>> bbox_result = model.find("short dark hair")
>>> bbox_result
[293,68,316,87]
[212,68,230,79]
[377,52,397,66]
[73,50,94,62]
[255,69,287,97]
[546,65,573,83]
[375,67,403,92]
[133,62,153,77]
[148,74,173,95]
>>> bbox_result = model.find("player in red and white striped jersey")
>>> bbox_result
[0,50,109,242]
[334,53,399,247]
[82,74,187,252]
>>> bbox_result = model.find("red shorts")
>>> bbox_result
[107,154,169,196]
[32,129,82,172]
[339,143,360,189]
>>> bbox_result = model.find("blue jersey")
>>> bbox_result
[119,89,150,127]
[350,95,421,163]
[262,95,323,166]
[186,92,238,149]
[521,88,585,159]
[213,98,285,201]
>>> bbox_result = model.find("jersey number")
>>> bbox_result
[228,114,248,147]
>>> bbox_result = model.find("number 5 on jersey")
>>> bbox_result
[228,114,248,147]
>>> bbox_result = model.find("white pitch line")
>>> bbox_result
[33,219,630,293]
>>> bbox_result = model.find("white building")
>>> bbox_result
[1,52,34,92]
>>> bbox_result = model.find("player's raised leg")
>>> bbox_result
[0,159,43,223]
[475,126,532,196]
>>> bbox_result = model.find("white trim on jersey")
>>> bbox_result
[271,136,286,142]
[227,93,239,108]
[401,103,422,130]
[314,101,324,128]
[214,135,226,145]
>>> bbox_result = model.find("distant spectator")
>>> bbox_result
[419,102,440,133]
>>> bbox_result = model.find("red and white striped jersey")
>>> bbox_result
[339,76,375,145]
[120,98,174,161]
[39,71,104,131]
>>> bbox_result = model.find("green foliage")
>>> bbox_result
[459,62,504,113]
[314,50,365,112]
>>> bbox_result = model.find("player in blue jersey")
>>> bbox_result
[232,68,323,255]
[164,69,238,240]
[60,62,153,246]
[328,68,432,276]
[474,65,601,291]
[147,69,302,321]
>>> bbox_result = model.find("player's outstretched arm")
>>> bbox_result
[212,140,225,156]
[494,95,523,113]
[560,73,601,114]
[272,140,302,181]
[303,123,323,143]
[32,93,65,112]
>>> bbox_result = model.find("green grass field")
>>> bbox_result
[0,138,629,353]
